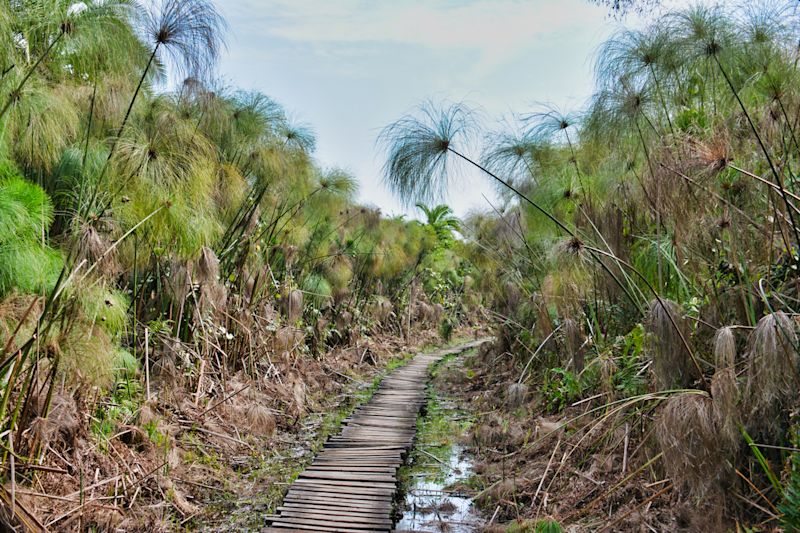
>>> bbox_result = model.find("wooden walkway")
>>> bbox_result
[264,339,487,533]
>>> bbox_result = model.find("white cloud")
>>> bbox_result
[224,0,605,79]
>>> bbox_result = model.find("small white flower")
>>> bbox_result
[225,333,234,340]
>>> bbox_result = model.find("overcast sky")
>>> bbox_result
[214,0,679,219]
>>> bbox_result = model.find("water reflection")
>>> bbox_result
[396,445,484,532]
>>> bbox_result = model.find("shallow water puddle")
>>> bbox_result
[396,444,483,532]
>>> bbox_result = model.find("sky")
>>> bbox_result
[214,0,674,219]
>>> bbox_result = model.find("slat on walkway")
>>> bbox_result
[264,339,488,533]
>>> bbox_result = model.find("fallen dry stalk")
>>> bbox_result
[534,439,561,505]
[565,451,664,521]
[198,384,251,418]
[0,485,46,532]
[597,483,672,533]
[179,425,252,449]
[735,468,780,515]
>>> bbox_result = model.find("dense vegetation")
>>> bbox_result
[0,1,479,529]
[382,2,800,530]
[4,0,800,531]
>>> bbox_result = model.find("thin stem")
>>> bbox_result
[649,64,675,136]
[635,118,663,293]
[0,30,65,121]
[108,44,160,159]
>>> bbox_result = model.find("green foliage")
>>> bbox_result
[542,368,584,413]
[780,420,800,531]
[742,427,784,497]
[0,169,54,237]
[113,348,139,377]
[76,285,130,337]
[505,519,564,533]
[91,377,143,442]
[416,202,461,246]
[301,273,332,307]
[0,173,62,295]
[611,323,647,396]
[439,316,454,343]
[0,243,62,296]
[631,236,693,302]
[534,519,564,533]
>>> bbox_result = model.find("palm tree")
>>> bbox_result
[416,203,461,245]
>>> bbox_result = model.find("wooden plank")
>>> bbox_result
[286,486,393,501]
[292,479,396,493]
[299,471,396,483]
[270,516,388,531]
[280,503,389,516]
[283,492,392,504]
[275,509,392,526]
[267,523,387,533]
[305,466,397,473]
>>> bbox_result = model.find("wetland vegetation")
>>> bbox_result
[1,0,800,531]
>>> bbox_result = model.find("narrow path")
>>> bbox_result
[264,339,488,533]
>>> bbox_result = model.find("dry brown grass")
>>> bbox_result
[713,326,737,370]
[77,225,120,278]
[164,257,192,308]
[595,353,618,397]
[197,247,219,286]
[368,296,393,327]
[415,301,435,325]
[562,317,585,372]
[273,326,304,354]
[0,292,42,350]
[711,367,740,451]
[24,394,80,452]
[646,299,696,389]
[505,382,528,408]
[655,393,725,499]
[744,311,799,437]
[502,281,522,317]
[334,309,353,334]
[244,404,276,437]
[283,288,303,323]
[197,246,227,313]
